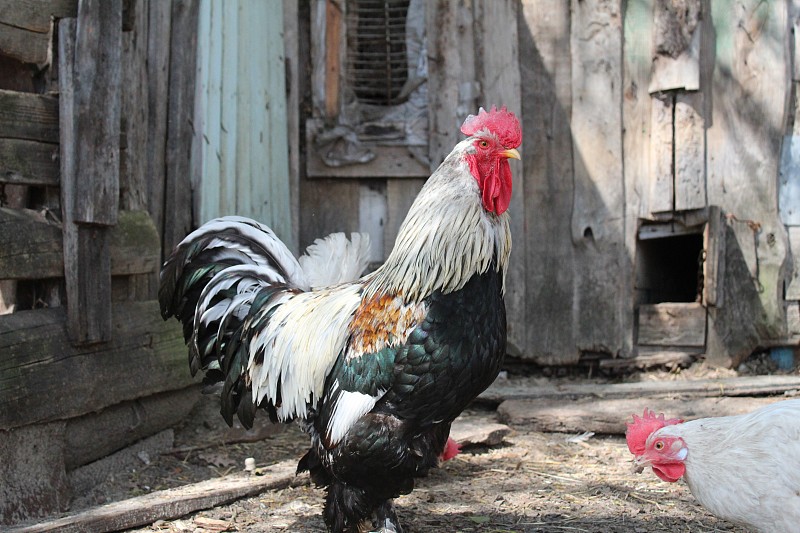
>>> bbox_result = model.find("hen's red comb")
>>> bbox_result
[625,408,683,455]
[460,106,522,148]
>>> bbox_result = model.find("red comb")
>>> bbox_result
[460,106,522,148]
[625,408,683,455]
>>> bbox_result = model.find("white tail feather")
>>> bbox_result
[299,233,371,288]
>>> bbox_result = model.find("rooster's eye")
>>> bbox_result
[479,140,489,148]
[655,441,664,450]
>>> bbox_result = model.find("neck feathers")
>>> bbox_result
[366,152,512,300]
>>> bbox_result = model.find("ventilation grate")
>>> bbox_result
[347,0,410,106]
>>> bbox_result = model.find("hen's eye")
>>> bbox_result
[479,140,489,148]
[654,441,664,450]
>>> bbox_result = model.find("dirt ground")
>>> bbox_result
[73,357,786,533]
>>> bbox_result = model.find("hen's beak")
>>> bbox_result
[633,455,650,472]
[502,148,521,160]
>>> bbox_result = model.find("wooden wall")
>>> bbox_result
[0,0,200,524]
[516,0,797,366]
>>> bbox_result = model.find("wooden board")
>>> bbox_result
[570,0,631,358]
[71,0,122,226]
[64,386,199,470]
[0,208,160,280]
[8,460,305,533]
[674,91,706,210]
[497,395,786,434]
[162,0,199,257]
[474,0,526,356]
[648,94,674,214]
[0,89,59,143]
[145,0,172,259]
[0,0,78,33]
[518,0,577,363]
[0,300,196,430]
[704,0,789,345]
[0,21,50,66]
[637,302,706,347]
[0,138,59,187]
[478,374,800,405]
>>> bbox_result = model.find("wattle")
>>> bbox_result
[468,156,513,215]
[652,462,686,483]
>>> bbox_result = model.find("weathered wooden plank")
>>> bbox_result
[426,0,466,168]
[72,0,122,225]
[0,21,50,66]
[0,89,59,143]
[705,0,789,347]
[0,138,59,187]
[497,395,786,435]
[786,226,800,300]
[323,0,341,118]
[0,421,69,525]
[622,0,654,221]
[648,0,701,93]
[59,17,111,344]
[145,0,172,258]
[306,140,430,178]
[638,302,706,347]
[674,92,706,210]
[648,93,674,214]
[358,182,386,263]
[0,300,195,430]
[8,460,305,533]
[479,374,800,405]
[162,0,199,256]
[519,0,576,363]
[284,0,300,254]
[64,386,199,470]
[570,0,631,358]
[474,0,526,356]
[0,208,161,280]
[598,350,696,370]
[0,0,78,32]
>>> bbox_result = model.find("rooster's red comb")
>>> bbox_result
[625,408,683,455]
[460,106,522,148]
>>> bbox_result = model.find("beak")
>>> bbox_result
[633,456,651,471]
[501,148,521,160]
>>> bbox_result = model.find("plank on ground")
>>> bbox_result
[497,395,786,434]
[478,374,800,405]
[7,460,305,533]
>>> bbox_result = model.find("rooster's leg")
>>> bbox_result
[370,499,402,533]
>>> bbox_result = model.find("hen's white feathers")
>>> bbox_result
[656,399,800,533]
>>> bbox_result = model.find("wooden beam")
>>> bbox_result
[162,0,199,256]
[0,138,59,187]
[323,0,341,118]
[8,460,305,533]
[497,395,786,434]
[71,0,122,225]
[0,300,196,430]
[0,0,78,33]
[637,302,706,347]
[0,90,59,143]
[0,21,50,66]
[598,350,697,370]
[478,374,800,405]
[0,208,161,280]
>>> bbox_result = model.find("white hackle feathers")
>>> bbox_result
[366,139,512,300]
[326,386,385,445]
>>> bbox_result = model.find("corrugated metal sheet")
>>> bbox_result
[193,0,292,245]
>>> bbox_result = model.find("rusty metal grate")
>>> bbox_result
[347,0,410,106]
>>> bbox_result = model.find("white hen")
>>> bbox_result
[626,400,800,533]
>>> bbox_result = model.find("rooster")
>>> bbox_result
[159,106,521,532]
[626,401,800,533]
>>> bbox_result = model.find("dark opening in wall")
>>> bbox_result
[636,227,704,305]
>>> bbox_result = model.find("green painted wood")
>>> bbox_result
[194,0,292,247]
